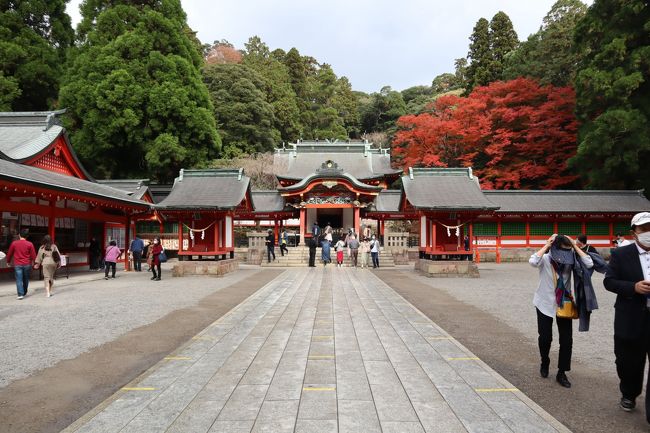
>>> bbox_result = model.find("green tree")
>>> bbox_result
[503,0,587,86]
[431,72,462,93]
[570,0,650,192]
[203,63,279,156]
[454,57,468,89]
[360,86,407,133]
[242,36,302,141]
[465,18,492,92]
[0,0,74,110]
[330,76,361,137]
[60,0,220,181]
[488,11,519,81]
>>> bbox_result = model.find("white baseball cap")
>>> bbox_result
[631,212,650,227]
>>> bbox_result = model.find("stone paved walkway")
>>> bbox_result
[64,268,570,433]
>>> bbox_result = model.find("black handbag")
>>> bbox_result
[52,249,61,263]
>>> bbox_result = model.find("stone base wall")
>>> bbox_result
[172,259,238,277]
[477,247,612,263]
[415,259,480,278]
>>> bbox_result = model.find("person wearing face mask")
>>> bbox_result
[576,234,599,255]
[149,237,163,281]
[530,233,594,388]
[604,212,650,419]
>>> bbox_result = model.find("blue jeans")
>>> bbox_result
[14,264,32,296]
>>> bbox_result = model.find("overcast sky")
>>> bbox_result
[66,0,590,93]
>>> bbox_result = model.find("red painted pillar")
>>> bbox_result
[525,220,530,247]
[299,208,306,246]
[432,220,437,251]
[124,216,131,271]
[274,220,279,247]
[214,216,219,253]
[178,219,184,256]
[469,222,474,255]
[354,207,360,235]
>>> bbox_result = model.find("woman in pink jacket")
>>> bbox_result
[104,240,122,280]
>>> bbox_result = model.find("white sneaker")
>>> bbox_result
[17,296,24,300]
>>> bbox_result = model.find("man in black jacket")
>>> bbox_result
[308,236,317,267]
[604,212,650,420]
[265,230,276,263]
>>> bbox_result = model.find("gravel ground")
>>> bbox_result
[410,262,616,375]
[0,263,263,389]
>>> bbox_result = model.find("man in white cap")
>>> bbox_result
[604,212,650,421]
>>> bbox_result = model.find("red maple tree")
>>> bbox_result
[393,78,579,189]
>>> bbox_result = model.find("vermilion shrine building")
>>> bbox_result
[1,110,649,271]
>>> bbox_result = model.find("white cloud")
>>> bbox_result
[66,0,591,93]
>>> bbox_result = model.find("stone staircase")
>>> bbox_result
[260,246,395,267]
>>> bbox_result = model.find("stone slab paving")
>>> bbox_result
[64,268,571,433]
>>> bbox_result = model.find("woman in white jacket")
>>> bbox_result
[530,234,593,389]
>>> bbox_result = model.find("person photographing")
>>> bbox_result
[529,233,594,388]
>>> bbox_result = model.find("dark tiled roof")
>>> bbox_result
[156,169,251,210]
[375,190,402,212]
[148,183,173,204]
[97,179,151,200]
[402,167,499,211]
[251,191,286,212]
[274,141,401,180]
[0,110,66,162]
[0,110,94,180]
[485,190,650,213]
[0,159,150,207]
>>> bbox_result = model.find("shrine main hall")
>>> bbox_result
[1,110,649,271]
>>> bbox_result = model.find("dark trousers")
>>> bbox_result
[536,308,572,372]
[280,244,288,256]
[267,245,275,262]
[371,251,379,268]
[308,248,316,267]
[350,249,358,267]
[90,254,100,270]
[615,328,650,420]
[105,261,116,278]
[151,262,161,279]
[132,251,142,271]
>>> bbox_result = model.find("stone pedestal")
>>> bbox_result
[415,259,480,278]
[172,259,238,277]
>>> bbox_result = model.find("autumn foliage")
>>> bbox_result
[392,77,579,189]
[205,43,242,65]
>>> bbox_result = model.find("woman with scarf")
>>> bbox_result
[148,237,163,281]
[529,234,594,388]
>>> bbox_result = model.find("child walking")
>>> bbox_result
[335,237,346,267]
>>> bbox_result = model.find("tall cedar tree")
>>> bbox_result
[203,63,279,157]
[0,0,74,110]
[465,18,492,92]
[570,0,650,193]
[504,0,587,86]
[393,78,579,189]
[60,0,220,181]
[488,12,519,82]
